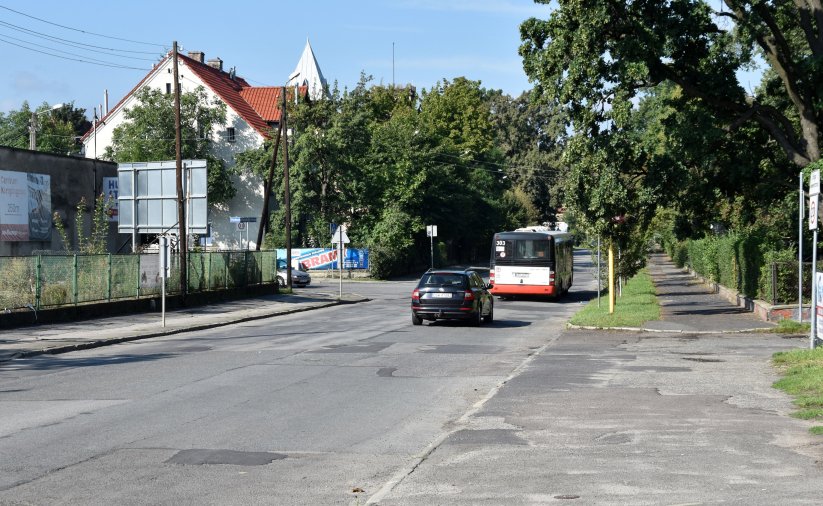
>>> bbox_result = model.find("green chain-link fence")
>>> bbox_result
[0,251,278,311]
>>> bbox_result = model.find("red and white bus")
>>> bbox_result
[489,227,573,299]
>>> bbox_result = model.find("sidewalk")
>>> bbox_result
[0,291,369,363]
[642,252,775,332]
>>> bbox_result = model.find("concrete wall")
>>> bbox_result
[0,146,127,256]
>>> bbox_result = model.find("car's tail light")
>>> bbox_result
[464,290,475,301]
[412,289,420,301]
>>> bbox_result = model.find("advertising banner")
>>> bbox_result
[0,170,51,242]
[276,248,370,270]
[27,173,51,240]
[102,176,119,222]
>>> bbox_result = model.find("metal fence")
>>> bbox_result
[761,261,812,305]
[0,251,279,311]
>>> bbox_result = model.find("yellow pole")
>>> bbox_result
[608,241,615,314]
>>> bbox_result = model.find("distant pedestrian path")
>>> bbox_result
[643,253,774,333]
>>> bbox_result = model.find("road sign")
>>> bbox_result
[811,195,819,230]
[427,225,437,237]
[229,216,241,223]
[331,228,350,244]
[237,222,247,231]
[158,236,170,279]
[811,169,821,196]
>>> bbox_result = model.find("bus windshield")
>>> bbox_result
[494,238,552,263]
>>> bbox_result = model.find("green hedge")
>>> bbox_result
[666,240,689,269]
[677,230,779,300]
[758,249,807,304]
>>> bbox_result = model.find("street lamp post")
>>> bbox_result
[29,103,64,151]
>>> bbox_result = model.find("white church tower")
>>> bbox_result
[287,39,329,100]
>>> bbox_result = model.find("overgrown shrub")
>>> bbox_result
[40,283,68,306]
[758,249,799,304]
[687,238,719,282]
[0,258,35,309]
[670,241,689,268]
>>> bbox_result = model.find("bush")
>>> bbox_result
[687,238,719,282]
[758,249,800,304]
[41,283,69,306]
[674,230,784,300]
[0,258,35,309]
[368,243,411,279]
[670,241,689,268]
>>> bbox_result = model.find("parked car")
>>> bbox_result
[277,259,311,288]
[411,269,494,326]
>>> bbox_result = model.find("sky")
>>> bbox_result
[0,0,552,117]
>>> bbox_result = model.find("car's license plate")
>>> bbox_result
[431,293,452,298]
[514,272,529,278]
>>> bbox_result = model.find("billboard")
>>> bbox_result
[117,160,207,234]
[276,248,370,270]
[0,170,51,242]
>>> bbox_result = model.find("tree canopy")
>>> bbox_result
[237,76,568,277]
[521,0,822,168]
[105,86,236,205]
[0,101,89,155]
[519,0,822,277]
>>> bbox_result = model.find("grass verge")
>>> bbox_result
[569,268,660,328]
[772,347,823,435]
[766,319,811,334]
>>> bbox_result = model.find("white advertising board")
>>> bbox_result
[0,170,51,241]
[117,160,207,234]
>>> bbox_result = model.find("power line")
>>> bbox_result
[0,20,163,56]
[0,4,166,47]
[0,28,160,63]
[0,37,150,71]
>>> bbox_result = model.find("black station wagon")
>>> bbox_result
[411,269,494,326]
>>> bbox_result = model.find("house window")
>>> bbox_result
[227,127,236,143]
[165,83,171,94]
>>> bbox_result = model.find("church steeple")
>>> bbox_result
[288,39,329,100]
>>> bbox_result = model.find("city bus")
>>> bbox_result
[489,227,573,299]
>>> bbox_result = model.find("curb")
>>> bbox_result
[566,324,777,335]
[3,296,371,362]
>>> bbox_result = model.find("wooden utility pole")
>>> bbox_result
[282,86,292,290]
[256,123,283,250]
[173,41,187,300]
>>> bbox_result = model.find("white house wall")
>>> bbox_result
[83,57,268,251]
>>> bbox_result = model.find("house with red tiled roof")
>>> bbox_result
[81,49,320,250]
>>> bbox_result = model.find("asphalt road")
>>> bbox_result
[2,250,821,505]
[0,252,595,505]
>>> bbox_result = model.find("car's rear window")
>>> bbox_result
[419,273,467,288]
